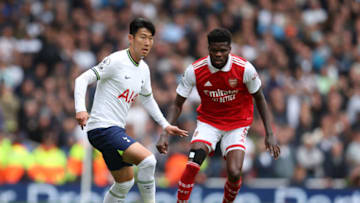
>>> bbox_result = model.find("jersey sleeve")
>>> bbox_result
[140,65,152,96]
[90,56,113,80]
[74,69,97,113]
[176,65,195,98]
[243,61,262,94]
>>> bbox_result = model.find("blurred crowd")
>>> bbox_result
[0,0,360,189]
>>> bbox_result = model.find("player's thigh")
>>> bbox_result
[122,142,152,165]
[220,126,250,157]
[111,166,135,183]
[87,126,137,171]
[191,120,222,153]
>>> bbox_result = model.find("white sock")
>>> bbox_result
[103,179,134,203]
[137,155,157,203]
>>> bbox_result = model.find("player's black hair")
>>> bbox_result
[129,17,155,36]
[207,28,232,45]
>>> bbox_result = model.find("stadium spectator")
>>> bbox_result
[296,133,324,177]
[0,132,11,184]
[27,131,67,185]
[2,135,32,184]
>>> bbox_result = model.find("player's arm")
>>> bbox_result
[74,69,97,129]
[156,65,195,154]
[139,94,188,137]
[244,61,280,159]
[74,56,112,129]
[139,66,188,138]
[252,88,280,159]
[156,94,187,154]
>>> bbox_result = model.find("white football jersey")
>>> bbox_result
[85,49,152,131]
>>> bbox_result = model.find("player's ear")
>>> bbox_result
[128,34,134,43]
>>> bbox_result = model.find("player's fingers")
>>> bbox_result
[80,118,87,126]
[265,142,270,152]
[156,144,166,154]
[278,145,281,154]
[160,147,167,154]
[174,128,188,136]
[275,145,281,159]
[171,128,188,137]
[268,147,274,157]
[272,146,280,159]
[271,147,277,159]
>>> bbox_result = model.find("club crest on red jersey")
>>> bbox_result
[228,78,238,88]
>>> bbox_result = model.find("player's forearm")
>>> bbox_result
[74,70,97,113]
[140,95,170,129]
[168,94,187,124]
[253,90,273,136]
[167,104,183,125]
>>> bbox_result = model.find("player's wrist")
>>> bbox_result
[161,121,170,130]
[160,133,169,138]
[265,132,274,137]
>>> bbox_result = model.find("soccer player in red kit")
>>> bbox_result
[156,28,280,203]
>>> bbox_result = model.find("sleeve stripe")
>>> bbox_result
[139,93,152,97]
[91,68,100,80]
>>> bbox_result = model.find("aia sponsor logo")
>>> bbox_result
[118,89,138,103]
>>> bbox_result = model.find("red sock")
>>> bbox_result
[223,178,242,203]
[177,162,200,202]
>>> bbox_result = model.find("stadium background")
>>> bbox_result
[0,0,360,202]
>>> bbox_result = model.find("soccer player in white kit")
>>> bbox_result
[74,18,188,203]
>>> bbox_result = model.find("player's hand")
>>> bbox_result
[164,125,188,137]
[75,111,89,130]
[156,134,169,154]
[265,133,280,160]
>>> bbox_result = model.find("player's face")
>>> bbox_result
[208,42,231,69]
[129,28,154,58]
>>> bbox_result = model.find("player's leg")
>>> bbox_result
[103,166,135,203]
[88,126,155,203]
[177,142,209,203]
[177,121,222,203]
[223,150,245,203]
[122,142,157,203]
[87,126,137,203]
[220,126,249,203]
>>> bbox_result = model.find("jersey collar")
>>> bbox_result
[127,49,139,67]
[207,54,232,73]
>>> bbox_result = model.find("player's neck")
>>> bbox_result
[128,48,140,65]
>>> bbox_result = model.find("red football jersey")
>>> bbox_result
[179,55,261,131]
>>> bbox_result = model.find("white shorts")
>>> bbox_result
[190,120,250,156]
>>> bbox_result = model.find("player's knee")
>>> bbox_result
[227,165,242,179]
[111,178,135,195]
[189,148,207,165]
[137,154,156,181]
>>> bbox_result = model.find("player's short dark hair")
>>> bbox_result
[129,17,155,36]
[207,28,232,45]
